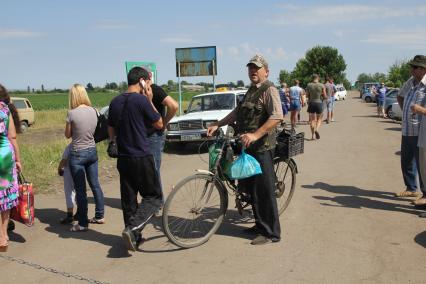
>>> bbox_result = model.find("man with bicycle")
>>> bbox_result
[207,54,283,245]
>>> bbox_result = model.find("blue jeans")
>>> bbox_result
[147,132,165,197]
[69,147,104,227]
[401,136,424,193]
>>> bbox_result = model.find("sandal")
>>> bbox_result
[395,190,421,198]
[412,198,426,206]
[89,217,105,224]
[0,244,8,252]
[70,224,88,232]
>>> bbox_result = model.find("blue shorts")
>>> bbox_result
[377,99,385,107]
[290,100,301,111]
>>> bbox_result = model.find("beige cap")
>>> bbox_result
[247,54,268,68]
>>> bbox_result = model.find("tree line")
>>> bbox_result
[356,60,411,88]
[278,46,351,89]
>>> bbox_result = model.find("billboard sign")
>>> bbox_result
[125,61,157,84]
[175,46,217,77]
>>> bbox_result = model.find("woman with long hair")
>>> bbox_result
[0,84,22,251]
[65,84,104,232]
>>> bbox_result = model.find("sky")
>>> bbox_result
[1,0,425,90]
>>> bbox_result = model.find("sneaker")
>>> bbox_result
[122,228,137,251]
[89,217,105,224]
[250,235,280,245]
[315,131,320,140]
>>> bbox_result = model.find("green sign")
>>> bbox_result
[125,61,157,84]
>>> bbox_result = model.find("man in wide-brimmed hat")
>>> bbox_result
[395,55,426,211]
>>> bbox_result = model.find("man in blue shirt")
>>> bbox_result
[108,67,163,251]
[395,55,426,199]
[376,82,387,118]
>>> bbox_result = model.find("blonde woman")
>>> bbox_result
[65,84,104,232]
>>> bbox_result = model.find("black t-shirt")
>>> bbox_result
[108,92,160,157]
[147,84,168,136]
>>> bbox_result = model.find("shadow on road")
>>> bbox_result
[35,208,132,259]
[385,127,401,131]
[302,182,423,215]
[8,230,26,243]
[414,230,426,248]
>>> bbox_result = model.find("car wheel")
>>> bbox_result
[365,97,372,103]
[20,121,28,132]
[385,106,391,117]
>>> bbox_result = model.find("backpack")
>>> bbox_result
[93,107,109,143]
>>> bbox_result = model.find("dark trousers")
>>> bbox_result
[401,135,425,193]
[239,149,281,239]
[117,155,162,235]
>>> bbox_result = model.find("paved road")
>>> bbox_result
[2,91,426,284]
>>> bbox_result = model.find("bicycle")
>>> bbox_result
[162,126,303,248]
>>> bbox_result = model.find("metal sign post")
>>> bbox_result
[178,61,182,115]
[175,46,217,115]
[212,59,216,91]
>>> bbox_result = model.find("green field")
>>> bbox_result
[12,90,202,111]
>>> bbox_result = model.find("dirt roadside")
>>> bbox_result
[1,91,426,284]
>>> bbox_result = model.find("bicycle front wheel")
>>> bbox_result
[162,173,228,248]
[274,157,296,215]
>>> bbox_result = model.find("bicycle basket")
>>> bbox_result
[275,129,304,158]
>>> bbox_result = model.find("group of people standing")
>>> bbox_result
[280,75,338,141]
[59,67,178,250]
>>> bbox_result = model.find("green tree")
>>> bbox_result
[86,83,94,91]
[118,81,128,92]
[388,60,411,87]
[167,80,176,91]
[371,72,387,83]
[105,82,118,90]
[236,80,245,87]
[291,46,347,87]
[278,69,292,86]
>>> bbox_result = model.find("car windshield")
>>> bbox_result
[187,93,235,113]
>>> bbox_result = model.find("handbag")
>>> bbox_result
[225,149,262,180]
[10,172,35,226]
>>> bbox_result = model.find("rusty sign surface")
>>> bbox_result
[175,46,217,77]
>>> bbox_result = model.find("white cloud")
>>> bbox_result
[267,4,426,26]
[224,43,288,61]
[160,36,196,44]
[362,28,426,50]
[0,28,45,39]
[93,20,133,30]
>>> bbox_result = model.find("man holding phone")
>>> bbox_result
[108,67,163,251]
[143,68,178,216]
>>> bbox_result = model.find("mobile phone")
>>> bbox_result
[140,80,146,88]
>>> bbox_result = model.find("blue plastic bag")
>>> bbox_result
[226,149,262,180]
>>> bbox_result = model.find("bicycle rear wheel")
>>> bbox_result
[162,173,228,248]
[274,157,296,215]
